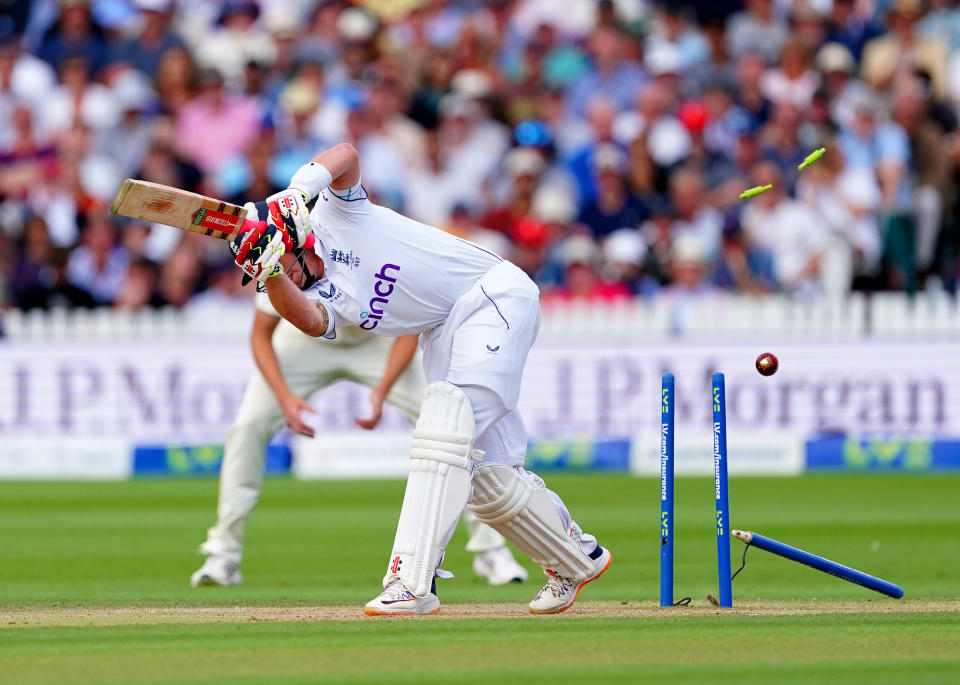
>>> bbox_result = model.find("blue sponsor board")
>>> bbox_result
[525,438,630,472]
[806,435,960,471]
[134,443,292,476]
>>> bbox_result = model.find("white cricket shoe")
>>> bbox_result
[528,545,612,615]
[473,546,530,585]
[190,556,242,587]
[364,578,441,616]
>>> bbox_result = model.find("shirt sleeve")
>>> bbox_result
[313,299,337,339]
[877,124,909,165]
[316,178,372,223]
[301,280,339,339]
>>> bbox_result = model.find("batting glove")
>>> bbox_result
[233,220,290,284]
[265,189,312,250]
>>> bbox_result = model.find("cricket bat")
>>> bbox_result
[110,179,257,240]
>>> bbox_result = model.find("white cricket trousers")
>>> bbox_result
[419,261,598,557]
[199,320,506,564]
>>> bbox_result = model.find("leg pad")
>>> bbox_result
[468,464,594,581]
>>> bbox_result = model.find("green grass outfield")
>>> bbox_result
[1,474,959,684]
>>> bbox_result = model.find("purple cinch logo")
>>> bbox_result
[359,264,401,330]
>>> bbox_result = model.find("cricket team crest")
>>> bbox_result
[329,248,360,270]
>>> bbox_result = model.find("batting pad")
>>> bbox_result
[389,382,475,597]
[468,464,595,581]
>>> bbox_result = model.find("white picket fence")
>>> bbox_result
[2,291,959,340]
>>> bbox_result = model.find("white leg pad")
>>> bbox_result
[388,381,475,597]
[467,464,595,581]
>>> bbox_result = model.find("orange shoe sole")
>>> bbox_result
[529,551,613,615]
[364,606,441,616]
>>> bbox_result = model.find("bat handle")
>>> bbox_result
[235,219,260,286]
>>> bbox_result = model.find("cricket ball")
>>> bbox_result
[755,352,778,376]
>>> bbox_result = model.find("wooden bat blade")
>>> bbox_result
[110,179,253,240]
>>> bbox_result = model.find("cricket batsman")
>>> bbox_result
[232,143,611,615]
[191,278,528,588]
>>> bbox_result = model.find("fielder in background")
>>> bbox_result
[191,292,528,588]
[233,143,611,615]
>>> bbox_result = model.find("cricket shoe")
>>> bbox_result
[473,546,529,585]
[364,578,440,616]
[190,556,242,587]
[528,545,611,615]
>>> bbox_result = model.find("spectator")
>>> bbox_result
[1,0,956,311]
[19,247,96,310]
[406,130,464,226]
[679,99,737,193]
[796,144,882,291]
[668,167,724,261]
[568,96,618,202]
[38,0,109,74]
[0,103,56,200]
[726,0,788,63]
[824,0,885,62]
[0,35,57,109]
[697,16,735,90]
[153,46,196,115]
[351,99,409,209]
[190,1,276,85]
[712,216,776,294]
[891,77,954,279]
[790,2,826,53]
[156,244,201,308]
[42,54,121,137]
[102,68,156,176]
[113,258,163,309]
[616,81,691,170]
[644,5,709,76]
[66,210,129,305]
[509,215,551,281]
[223,137,283,208]
[542,234,631,304]
[917,0,960,54]
[624,135,659,201]
[109,0,183,78]
[838,90,915,289]
[602,228,658,297]
[577,144,647,237]
[185,264,253,315]
[741,161,830,294]
[9,215,54,304]
[735,51,772,129]
[565,25,647,117]
[759,102,806,183]
[174,68,261,174]
[481,147,544,236]
[815,42,869,131]
[665,232,713,295]
[861,1,948,98]
[760,38,819,109]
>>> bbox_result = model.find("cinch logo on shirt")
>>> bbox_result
[359,264,401,330]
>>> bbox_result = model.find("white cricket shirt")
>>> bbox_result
[304,186,503,337]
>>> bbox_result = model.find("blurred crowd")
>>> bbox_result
[2,0,960,314]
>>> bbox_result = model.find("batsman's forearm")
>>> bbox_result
[377,335,419,394]
[264,275,328,337]
[309,143,360,190]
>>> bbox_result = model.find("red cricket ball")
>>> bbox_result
[755,352,779,376]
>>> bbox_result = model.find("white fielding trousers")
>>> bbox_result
[199,319,506,564]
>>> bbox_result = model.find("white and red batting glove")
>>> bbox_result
[265,189,312,249]
[233,219,291,284]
